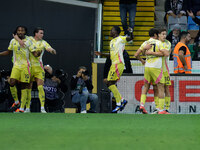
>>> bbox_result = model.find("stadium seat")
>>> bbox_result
[168,16,187,31]
[187,16,200,30]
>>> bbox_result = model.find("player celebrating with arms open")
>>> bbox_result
[107,26,133,113]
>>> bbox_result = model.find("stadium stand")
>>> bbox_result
[102,0,155,59]
[168,16,187,31]
[187,16,200,59]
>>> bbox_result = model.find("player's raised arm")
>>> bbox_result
[46,48,56,55]
[13,34,25,47]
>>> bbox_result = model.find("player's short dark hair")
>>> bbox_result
[149,28,159,37]
[33,27,44,36]
[158,28,167,34]
[180,31,189,39]
[13,25,28,35]
[113,26,121,35]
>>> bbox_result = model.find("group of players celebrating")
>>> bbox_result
[0,26,56,113]
[0,25,173,114]
[108,26,172,114]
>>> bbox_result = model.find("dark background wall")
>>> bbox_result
[0,0,96,107]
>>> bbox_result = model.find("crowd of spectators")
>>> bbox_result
[163,0,200,60]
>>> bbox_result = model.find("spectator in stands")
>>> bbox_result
[166,24,181,59]
[164,0,187,24]
[43,65,66,112]
[70,66,98,113]
[173,31,192,74]
[119,0,137,35]
[187,10,200,59]
[187,0,200,16]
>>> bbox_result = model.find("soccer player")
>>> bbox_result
[15,27,56,113]
[159,29,171,113]
[146,29,171,114]
[107,26,133,113]
[0,26,31,112]
[134,28,166,114]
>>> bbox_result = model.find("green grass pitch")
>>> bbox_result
[0,113,200,150]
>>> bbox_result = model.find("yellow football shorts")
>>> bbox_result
[163,71,171,86]
[31,66,45,81]
[144,67,165,84]
[10,66,31,83]
[107,63,124,81]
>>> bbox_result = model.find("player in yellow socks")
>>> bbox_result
[135,28,166,114]
[145,29,171,114]
[27,27,56,113]
[15,27,56,113]
[158,29,171,114]
[106,26,133,113]
[0,26,31,112]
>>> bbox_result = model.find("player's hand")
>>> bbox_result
[103,78,108,84]
[127,27,133,33]
[13,34,25,47]
[7,76,10,84]
[141,60,146,65]
[51,49,56,55]
[95,51,102,56]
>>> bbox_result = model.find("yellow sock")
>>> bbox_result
[159,98,165,110]
[38,85,45,107]
[10,86,18,102]
[140,94,146,106]
[26,89,32,109]
[108,85,122,105]
[165,97,171,110]
[154,96,159,109]
[20,89,28,109]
